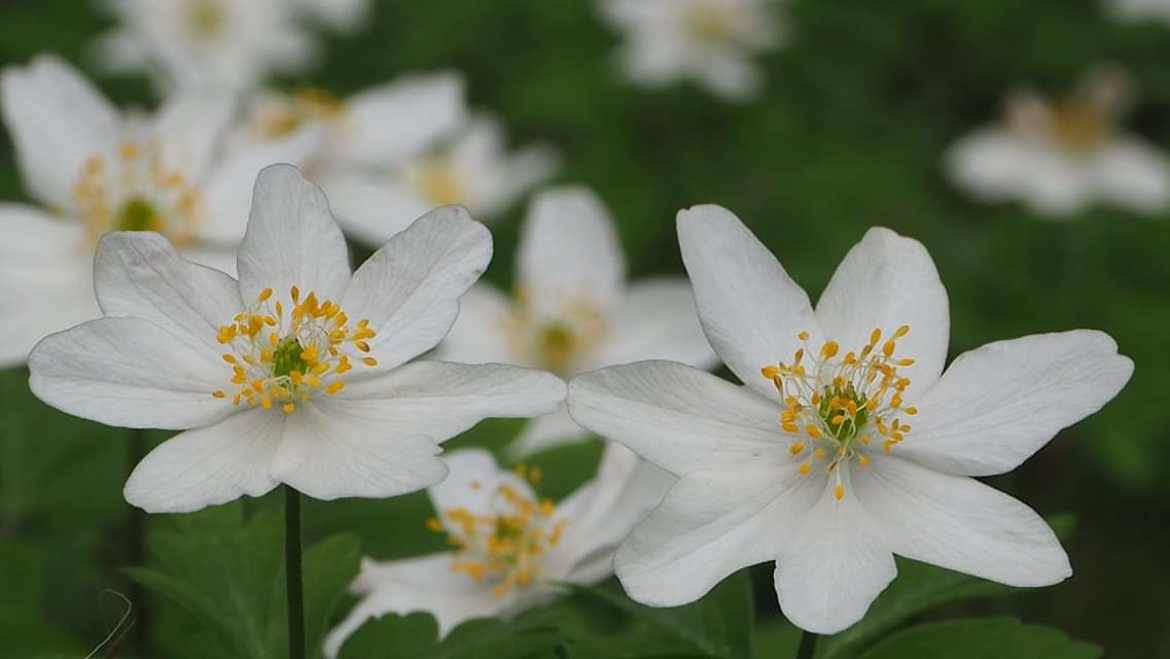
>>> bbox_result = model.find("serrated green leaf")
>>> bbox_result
[858,617,1102,659]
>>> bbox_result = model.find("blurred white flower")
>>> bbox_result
[599,0,784,101]
[27,165,565,513]
[438,186,717,457]
[323,444,673,656]
[945,66,1170,217]
[1106,0,1170,25]
[293,0,371,32]
[93,0,317,91]
[568,206,1133,634]
[0,55,318,367]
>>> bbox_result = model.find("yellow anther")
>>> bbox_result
[904,406,918,415]
[896,358,915,367]
[282,403,296,415]
[290,286,300,302]
[325,381,345,395]
[761,365,781,380]
[259,288,273,302]
[806,425,823,439]
[355,341,371,352]
[814,447,826,460]
[821,341,840,359]
[425,516,444,532]
[799,462,811,476]
[895,325,910,338]
[883,340,896,357]
[260,396,272,410]
[858,453,870,467]
[798,330,810,341]
[789,441,806,456]
[834,483,845,501]
[222,354,237,364]
[212,390,226,399]
[869,328,882,345]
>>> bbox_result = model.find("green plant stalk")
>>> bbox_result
[796,630,818,659]
[285,485,305,659]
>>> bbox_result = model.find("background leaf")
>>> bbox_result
[858,617,1102,659]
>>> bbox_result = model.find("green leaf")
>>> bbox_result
[336,611,562,659]
[819,514,1077,659]
[858,617,1102,659]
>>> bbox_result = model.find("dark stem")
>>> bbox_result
[285,485,306,659]
[127,428,150,652]
[796,630,818,659]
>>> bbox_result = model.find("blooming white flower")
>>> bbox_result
[599,0,784,101]
[322,443,672,656]
[0,55,318,367]
[1106,0,1170,25]
[567,206,1133,634]
[27,165,566,513]
[93,0,317,91]
[438,186,717,457]
[945,66,1170,217]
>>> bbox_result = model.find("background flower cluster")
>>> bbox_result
[1,0,1168,658]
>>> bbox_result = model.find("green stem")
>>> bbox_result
[285,486,305,659]
[796,630,818,659]
[128,428,150,652]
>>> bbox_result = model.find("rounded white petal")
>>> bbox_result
[28,317,232,430]
[814,227,950,400]
[0,55,120,207]
[429,448,534,520]
[153,92,236,180]
[341,206,492,371]
[616,460,817,605]
[94,232,243,352]
[517,186,626,319]
[567,361,786,476]
[945,128,1037,204]
[897,330,1133,477]
[236,164,351,304]
[270,400,449,501]
[1020,150,1095,217]
[774,476,896,635]
[597,278,717,370]
[433,284,516,365]
[316,169,433,244]
[508,406,588,458]
[329,360,567,444]
[335,72,467,167]
[124,408,283,513]
[1094,137,1170,214]
[677,205,820,398]
[853,454,1071,587]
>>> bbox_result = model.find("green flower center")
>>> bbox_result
[271,336,310,379]
[817,383,870,443]
[117,196,161,232]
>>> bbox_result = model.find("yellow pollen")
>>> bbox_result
[799,462,812,476]
[834,483,845,501]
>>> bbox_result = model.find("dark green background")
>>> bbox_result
[1,0,1168,657]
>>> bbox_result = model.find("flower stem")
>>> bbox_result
[127,428,150,652]
[796,630,818,659]
[285,485,305,659]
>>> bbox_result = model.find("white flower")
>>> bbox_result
[293,0,371,32]
[599,0,784,101]
[92,0,317,91]
[0,55,318,367]
[567,206,1133,634]
[27,165,565,513]
[322,443,673,657]
[1106,0,1170,25]
[945,66,1170,217]
[438,186,717,456]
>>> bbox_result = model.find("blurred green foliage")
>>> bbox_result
[2,0,1169,657]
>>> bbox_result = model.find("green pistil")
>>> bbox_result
[272,337,309,379]
[818,384,869,443]
[117,197,160,232]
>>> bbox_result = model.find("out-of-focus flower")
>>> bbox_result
[28,165,565,513]
[93,0,317,91]
[1106,0,1170,25]
[293,0,371,32]
[438,186,717,457]
[945,66,1170,217]
[568,206,1133,634]
[231,73,556,244]
[0,55,318,367]
[323,444,673,656]
[599,0,784,102]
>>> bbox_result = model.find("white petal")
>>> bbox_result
[517,186,626,319]
[567,361,786,476]
[270,400,448,500]
[0,55,120,207]
[316,169,433,244]
[124,408,282,513]
[897,330,1133,476]
[199,130,325,244]
[433,284,516,365]
[616,459,818,605]
[429,448,534,520]
[341,206,491,371]
[598,278,717,370]
[153,92,235,180]
[508,406,588,458]
[28,317,232,430]
[449,117,558,218]
[94,232,243,352]
[692,50,763,102]
[324,553,509,656]
[814,227,950,400]
[1094,137,1170,214]
[676,205,820,398]
[335,72,466,167]
[236,164,351,304]
[774,476,896,635]
[945,128,1036,203]
[1019,150,1095,216]
[853,454,1071,587]
[330,360,567,443]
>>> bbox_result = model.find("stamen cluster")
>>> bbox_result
[252,88,346,139]
[760,326,919,501]
[427,465,567,597]
[502,289,606,376]
[212,286,376,414]
[72,140,201,247]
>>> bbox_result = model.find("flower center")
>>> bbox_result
[1050,103,1109,153]
[760,326,920,501]
[686,4,734,43]
[427,466,567,597]
[252,88,346,140]
[410,159,464,206]
[211,287,377,414]
[185,0,226,40]
[501,290,607,376]
[72,140,201,248]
